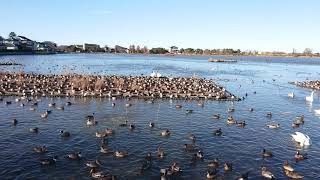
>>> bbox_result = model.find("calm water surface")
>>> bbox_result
[0,54,320,179]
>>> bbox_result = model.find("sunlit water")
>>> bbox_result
[0,54,320,179]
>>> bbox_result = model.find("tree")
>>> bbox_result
[129,45,136,53]
[9,32,17,39]
[170,46,178,53]
[185,48,195,54]
[179,48,185,54]
[303,48,312,55]
[149,47,168,54]
[136,45,141,53]
[142,46,149,54]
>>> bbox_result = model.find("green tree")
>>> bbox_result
[9,32,17,39]
[149,47,168,54]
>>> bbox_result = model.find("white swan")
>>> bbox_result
[150,70,161,78]
[291,132,311,147]
[288,92,294,98]
[305,91,314,102]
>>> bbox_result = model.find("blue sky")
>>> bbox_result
[1,0,319,52]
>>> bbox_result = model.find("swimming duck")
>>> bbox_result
[224,162,233,172]
[288,92,295,98]
[29,127,39,133]
[227,116,236,125]
[185,109,193,114]
[206,169,217,179]
[48,102,56,107]
[212,114,220,119]
[5,101,12,105]
[114,151,127,158]
[208,158,219,168]
[65,102,72,106]
[196,150,204,159]
[33,145,48,153]
[41,112,48,118]
[12,119,18,126]
[59,130,70,137]
[56,106,64,110]
[40,156,58,165]
[213,128,222,136]
[111,102,115,107]
[184,144,196,151]
[157,147,165,158]
[149,122,155,128]
[95,131,107,138]
[87,119,97,126]
[266,112,272,118]
[228,107,235,112]
[283,160,294,172]
[294,151,307,161]
[175,104,182,109]
[119,120,128,127]
[67,152,82,160]
[100,144,112,154]
[261,166,275,179]
[237,121,246,127]
[284,170,304,179]
[292,122,300,128]
[170,162,182,173]
[105,128,114,135]
[188,134,196,142]
[85,159,101,168]
[29,107,36,111]
[237,171,249,180]
[144,152,152,161]
[129,124,135,130]
[161,129,170,136]
[266,123,280,129]
[90,168,114,179]
[262,149,273,157]
[20,103,25,107]
[249,108,254,112]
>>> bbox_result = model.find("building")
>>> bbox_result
[83,43,100,52]
[17,36,37,51]
[37,41,57,53]
[115,45,128,53]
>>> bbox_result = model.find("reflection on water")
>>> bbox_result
[0,54,320,179]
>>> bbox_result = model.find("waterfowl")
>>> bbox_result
[295,115,304,124]
[160,129,170,136]
[85,159,101,168]
[184,144,196,151]
[65,102,72,106]
[114,151,127,158]
[41,112,48,118]
[125,103,132,107]
[105,128,114,135]
[294,151,308,161]
[185,109,193,114]
[288,92,295,98]
[224,162,233,172]
[305,91,314,102]
[20,103,25,107]
[188,134,196,142]
[227,116,236,125]
[90,168,113,179]
[48,102,56,107]
[249,108,254,112]
[86,113,95,121]
[29,127,39,133]
[208,158,219,168]
[12,119,18,126]
[213,128,222,136]
[206,169,217,179]
[40,156,58,165]
[67,152,82,160]
[33,146,47,153]
[175,104,182,108]
[196,150,204,159]
[291,132,311,147]
[144,152,152,161]
[157,147,165,158]
[237,171,249,180]
[87,119,97,126]
[228,107,235,112]
[46,110,52,114]
[266,123,280,129]
[56,106,64,110]
[170,162,182,173]
[284,170,304,179]
[5,101,12,105]
[100,145,112,154]
[111,102,115,107]
[261,166,275,179]
[197,102,204,107]
[119,120,128,127]
[59,130,70,137]
[266,112,272,117]
[283,160,294,172]
[149,122,155,128]
[262,149,273,157]
[292,122,300,128]
[212,114,220,119]
[96,131,107,138]
[128,124,135,130]
[237,121,246,127]
[29,107,36,111]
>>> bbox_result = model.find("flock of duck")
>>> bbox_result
[2,88,316,179]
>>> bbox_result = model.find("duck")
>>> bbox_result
[87,119,97,126]
[111,102,115,107]
[128,124,135,130]
[48,102,56,107]
[144,152,152,161]
[175,104,182,109]
[294,151,308,161]
[29,107,36,111]
[237,171,249,180]
[261,149,273,157]
[12,119,18,126]
[95,131,107,138]
[284,170,304,179]
[249,108,254,112]
[67,152,82,160]
[184,144,196,151]
[237,121,246,127]
[266,123,280,129]
[33,146,48,153]
[305,91,314,102]
[185,109,193,114]
[266,112,272,118]
[261,166,275,179]
[85,159,101,168]
[227,116,236,125]
[292,122,300,128]
[105,128,114,135]
[206,169,217,179]
[295,115,304,124]
[5,101,12,105]
[224,162,233,171]
[213,128,222,136]
[208,158,219,168]
[283,160,294,172]
[100,145,112,154]
[160,129,170,136]
[59,130,70,137]
[212,114,220,119]
[115,151,127,158]
[149,122,155,128]
[65,101,72,106]
[228,107,235,112]
[291,132,311,147]
[288,92,295,98]
[86,113,95,121]
[56,106,64,110]
[41,112,48,118]
[40,156,58,165]
[90,168,107,179]
[157,147,165,158]
[188,134,196,142]
[29,127,39,133]
[196,150,204,159]
[170,162,182,173]
[119,120,128,127]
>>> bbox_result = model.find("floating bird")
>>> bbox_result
[184,144,196,151]
[314,109,320,114]
[185,109,193,114]
[40,156,58,165]
[291,132,311,147]
[206,169,217,179]
[67,152,82,160]
[224,162,233,172]
[115,151,127,158]
[157,147,165,158]
[237,121,246,127]
[227,116,236,125]
[283,160,294,172]
[266,123,280,129]
[261,149,273,157]
[95,131,107,138]
[213,128,222,136]
[33,146,48,153]
[149,122,155,128]
[305,91,314,102]
[188,134,196,142]
[288,92,295,98]
[85,159,101,168]
[196,150,204,159]
[105,128,114,135]
[266,112,272,118]
[12,119,18,126]
[59,130,70,137]
[29,127,39,133]
[175,104,182,109]
[41,112,48,118]
[170,162,182,173]
[160,129,170,136]
[208,158,219,168]
[119,120,128,127]
[294,151,308,161]
[261,166,275,179]
[212,114,220,119]
[284,169,304,179]
[90,168,111,179]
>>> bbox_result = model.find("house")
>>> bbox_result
[0,36,5,50]
[37,41,57,52]
[170,46,179,54]
[17,36,37,51]
[5,43,18,50]
[115,45,128,53]
[83,43,100,52]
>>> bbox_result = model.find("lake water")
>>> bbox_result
[0,54,320,179]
